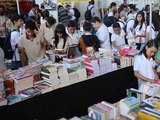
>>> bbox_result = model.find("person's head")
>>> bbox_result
[41,10,49,20]
[136,11,145,23]
[83,22,92,32]
[113,10,119,18]
[25,20,36,38]
[113,22,121,35]
[134,11,145,30]
[145,4,150,13]
[32,4,39,11]
[128,4,135,13]
[140,40,158,59]
[58,5,64,10]
[55,24,67,39]
[46,16,56,28]
[110,2,117,11]
[67,20,76,34]
[29,16,37,23]
[54,24,68,48]
[66,4,71,10]
[89,0,94,5]
[11,13,24,28]
[90,17,101,30]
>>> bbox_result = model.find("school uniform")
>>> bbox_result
[146,25,158,40]
[56,36,72,50]
[96,23,111,49]
[134,23,146,50]
[40,23,56,45]
[10,29,21,69]
[66,30,81,44]
[134,54,156,88]
[18,31,45,63]
[111,29,125,52]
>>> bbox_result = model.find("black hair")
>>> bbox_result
[25,20,36,30]
[90,16,101,23]
[67,20,76,28]
[89,0,94,5]
[54,24,68,49]
[66,4,71,8]
[41,4,45,9]
[83,22,92,31]
[145,4,150,12]
[139,40,158,59]
[32,4,39,8]
[29,16,37,22]
[47,16,56,25]
[128,4,135,10]
[110,2,117,8]
[113,22,120,28]
[134,11,145,31]
[146,11,160,31]
[41,10,49,19]
[58,5,64,10]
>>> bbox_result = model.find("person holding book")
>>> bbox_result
[18,20,46,64]
[54,24,72,53]
[134,40,159,88]
[111,22,125,55]
[78,22,100,54]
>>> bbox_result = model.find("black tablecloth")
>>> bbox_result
[0,66,138,120]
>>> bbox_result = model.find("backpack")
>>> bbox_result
[124,18,135,32]
[103,16,119,27]
[3,29,17,60]
[84,6,94,21]
[73,8,81,19]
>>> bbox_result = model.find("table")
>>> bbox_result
[0,66,138,120]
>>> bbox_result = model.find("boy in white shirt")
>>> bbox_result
[111,23,125,54]
[10,13,24,70]
[66,20,81,44]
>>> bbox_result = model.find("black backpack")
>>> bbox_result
[103,16,119,27]
[3,29,17,60]
[84,6,94,21]
[73,8,81,19]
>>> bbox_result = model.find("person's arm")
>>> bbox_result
[134,71,155,83]
[112,41,121,51]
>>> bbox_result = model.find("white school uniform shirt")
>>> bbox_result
[11,30,21,61]
[96,23,111,49]
[146,25,158,40]
[134,23,146,43]
[66,30,81,44]
[88,4,99,18]
[111,29,125,52]
[69,9,76,20]
[108,10,113,17]
[134,54,156,88]
[126,18,135,32]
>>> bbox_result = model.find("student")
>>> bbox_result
[40,16,56,48]
[54,24,72,52]
[10,13,24,70]
[91,17,111,49]
[78,22,100,54]
[66,20,81,44]
[87,0,99,18]
[18,20,46,64]
[111,23,125,55]
[134,40,159,89]
[134,11,146,50]
[108,2,117,17]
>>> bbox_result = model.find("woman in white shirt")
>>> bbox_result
[54,24,72,53]
[146,12,159,41]
[134,40,159,89]
[134,11,146,50]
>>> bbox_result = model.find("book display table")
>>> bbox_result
[0,66,138,120]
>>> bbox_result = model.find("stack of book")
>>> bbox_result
[7,94,23,105]
[99,58,107,74]
[88,101,117,120]
[69,71,79,84]
[63,58,82,69]
[34,80,53,94]
[77,68,87,81]
[105,58,112,73]
[12,74,34,95]
[84,58,100,76]
[139,97,160,120]
[41,64,60,89]
[0,94,7,107]
[58,66,70,88]
[0,77,5,95]
[119,97,140,120]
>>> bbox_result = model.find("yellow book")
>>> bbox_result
[138,111,158,120]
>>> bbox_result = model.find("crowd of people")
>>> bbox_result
[0,0,160,89]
